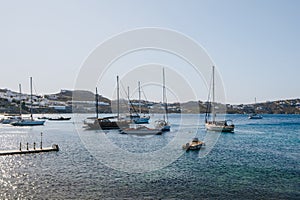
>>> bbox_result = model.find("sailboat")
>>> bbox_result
[132,81,150,124]
[155,67,171,131]
[205,66,234,132]
[119,80,161,135]
[248,98,263,119]
[11,77,45,126]
[84,77,130,130]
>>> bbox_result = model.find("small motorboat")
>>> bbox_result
[182,138,205,151]
[248,113,263,119]
[48,117,71,121]
[249,98,263,119]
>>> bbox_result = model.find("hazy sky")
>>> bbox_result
[0,0,299,104]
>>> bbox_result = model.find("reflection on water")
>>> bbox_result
[0,114,299,199]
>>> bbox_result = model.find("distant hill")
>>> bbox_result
[1,88,299,114]
[46,89,111,104]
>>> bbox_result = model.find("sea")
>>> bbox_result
[0,114,299,199]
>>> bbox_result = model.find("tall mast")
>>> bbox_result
[138,81,141,114]
[254,97,257,113]
[127,86,131,114]
[30,77,33,120]
[117,76,119,119]
[163,68,168,121]
[19,84,22,116]
[212,66,215,122]
[127,86,130,101]
[95,87,99,119]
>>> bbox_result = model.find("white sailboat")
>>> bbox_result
[155,67,170,131]
[11,77,45,126]
[205,66,234,132]
[249,97,263,119]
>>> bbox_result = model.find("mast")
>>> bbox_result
[30,77,33,120]
[127,86,130,102]
[127,86,131,114]
[127,86,139,116]
[163,68,168,121]
[117,76,120,119]
[138,81,141,114]
[254,97,257,113]
[95,87,99,119]
[19,84,22,116]
[212,66,215,122]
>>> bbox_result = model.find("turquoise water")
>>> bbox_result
[0,114,299,199]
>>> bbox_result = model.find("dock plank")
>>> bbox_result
[0,145,59,156]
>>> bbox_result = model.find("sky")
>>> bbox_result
[0,0,299,104]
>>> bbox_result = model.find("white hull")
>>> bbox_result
[205,123,234,132]
[248,114,263,119]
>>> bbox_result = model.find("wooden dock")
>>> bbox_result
[0,144,59,156]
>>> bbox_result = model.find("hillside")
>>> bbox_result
[0,88,299,114]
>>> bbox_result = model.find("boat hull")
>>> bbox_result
[84,119,130,130]
[155,120,170,132]
[133,117,150,124]
[48,117,71,121]
[188,143,203,150]
[1,117,22,124]
[182,138,204,150]
[11,120,45,126]
[205,123,234,132]
[161,125,171,132]
[248,115,263,119]
[121,126,162,136]
[122,130,162,135]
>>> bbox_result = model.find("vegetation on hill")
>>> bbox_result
[1,88,299,114]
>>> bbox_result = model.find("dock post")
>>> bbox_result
[33,142,36,150]
[40,132,43,149]
[19,142,22,151]
[26,142,29,150]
